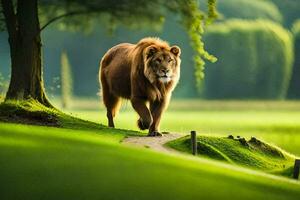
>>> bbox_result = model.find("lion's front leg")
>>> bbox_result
[149,98,169,136]
[131,97,153,130]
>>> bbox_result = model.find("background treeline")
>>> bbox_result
[0,0,300,99]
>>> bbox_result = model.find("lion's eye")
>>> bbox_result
[168,59,173,63]
[156,58,162,63]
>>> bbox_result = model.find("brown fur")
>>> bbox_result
[99,37,181,136]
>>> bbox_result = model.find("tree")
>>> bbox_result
[1,0,51,106]
[61,51,73,108]
[0,0,217,107]
[0,72,8,99]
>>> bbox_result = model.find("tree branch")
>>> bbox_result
[0,0,17,36]
[40,10,92,31]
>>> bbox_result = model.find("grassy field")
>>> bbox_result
[1,99,300,199]
[1,122,300,200]
[63,99,300,156]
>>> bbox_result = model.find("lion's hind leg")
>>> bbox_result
[103,92,121,128]
[101,72,121,128]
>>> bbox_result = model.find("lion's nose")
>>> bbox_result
[161,69,170,74]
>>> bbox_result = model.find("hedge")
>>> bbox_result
[203,20,293,99]
[287,20,300,98]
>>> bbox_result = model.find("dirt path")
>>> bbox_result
[122,133,185,153]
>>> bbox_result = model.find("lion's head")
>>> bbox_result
[143,42,181,85]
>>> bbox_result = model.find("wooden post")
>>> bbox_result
[191,131,197,155]
[293,159,300,180]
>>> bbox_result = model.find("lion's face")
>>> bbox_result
[144,45,181,84]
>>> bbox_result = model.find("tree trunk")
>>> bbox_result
[2,0,52,107]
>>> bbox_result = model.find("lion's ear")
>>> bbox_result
[170,46,181,57]
[146,46,157,58]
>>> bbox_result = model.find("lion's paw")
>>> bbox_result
[147,131,163,137]
[137,119,149,130]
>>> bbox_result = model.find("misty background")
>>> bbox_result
[1,0,300,100]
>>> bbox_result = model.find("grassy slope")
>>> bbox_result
[1,123,300,200]
[0,99,139,135]
[167,135,295,176]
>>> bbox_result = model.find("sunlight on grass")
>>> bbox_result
[0,136,42,148]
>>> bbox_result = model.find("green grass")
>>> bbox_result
[1,122,300,200]
[1,99,300,199]
[167,135,295,176]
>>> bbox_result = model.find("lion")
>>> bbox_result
[99,37,181,136]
